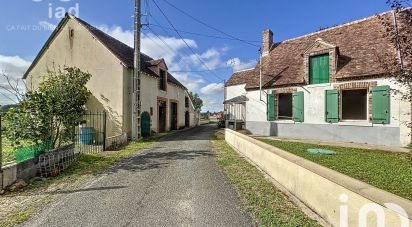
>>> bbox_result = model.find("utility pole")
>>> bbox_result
[132,0,141,140]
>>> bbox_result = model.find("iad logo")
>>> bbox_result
[339,194,410,227]
[32,0,80,20]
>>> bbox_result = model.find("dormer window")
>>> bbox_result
[159,69,167,91]
[309,54,329,84]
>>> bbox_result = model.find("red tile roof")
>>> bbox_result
[227,10,411,90]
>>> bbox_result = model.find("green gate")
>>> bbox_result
[141,112,151,138]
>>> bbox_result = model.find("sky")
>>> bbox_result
[0,0,391,111]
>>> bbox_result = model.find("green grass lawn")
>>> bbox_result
[212,132,320,227]
[259,139,412,201]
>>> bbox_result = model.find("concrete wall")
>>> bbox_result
[1,159,38,189]
[26,18,126,137]
[225,129,412,226]
[247,121,402,147]
[226,78,412,147]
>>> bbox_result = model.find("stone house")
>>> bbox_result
[225,10,412,147]
[23,14,199,138]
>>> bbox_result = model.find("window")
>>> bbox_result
[341,89,367,120]
[278,93,293,120]
[185,97,189,108]
[309,54,329,84]
[159,69,167,91]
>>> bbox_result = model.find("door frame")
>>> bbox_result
[157,97,168,133]
[170,99,179,131]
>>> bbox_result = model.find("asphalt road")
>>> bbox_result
[24,125,253,227]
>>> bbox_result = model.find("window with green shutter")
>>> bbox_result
[267,92,276,121]
[325,89,339,123]
[372,86,390,124]
[310,54,330,84]
[293,91,304,122]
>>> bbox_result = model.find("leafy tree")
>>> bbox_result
[378,0,412,100]
[3,67,91,149]
[188,91,203,111]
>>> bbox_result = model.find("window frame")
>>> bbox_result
[309,54,330,85]
[159,69,167,91]
[340,88,369,121]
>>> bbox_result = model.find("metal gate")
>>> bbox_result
[74,112,107,154]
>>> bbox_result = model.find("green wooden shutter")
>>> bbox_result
[372,86,390,124]
[310,54,330,84]
[267,92,275,121]
[293,91,304,122]
[325,89,339,123]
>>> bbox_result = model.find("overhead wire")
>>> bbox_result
[158,0,260,48]
[151,0,226,82]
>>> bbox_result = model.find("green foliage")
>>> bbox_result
[3,67,91,149]
[188,91,203,111]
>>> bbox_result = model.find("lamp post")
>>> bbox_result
[132,0,141,140]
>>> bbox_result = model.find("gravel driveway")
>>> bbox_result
[23,125,253,227]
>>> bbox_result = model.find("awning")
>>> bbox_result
[223,95,249,104]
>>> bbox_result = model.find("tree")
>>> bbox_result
[379,0,412,100]
[3,67,91,149]
[188,91,203,111]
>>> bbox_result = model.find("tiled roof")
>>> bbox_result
[225,69,256,87]
[24,15,186,90]
[227,10,410,90]
[75,17,186,89]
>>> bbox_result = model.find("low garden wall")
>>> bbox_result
[225,129,412,226]
[1,144,78,189]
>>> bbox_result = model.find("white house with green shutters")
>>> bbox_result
[224,11,412,147]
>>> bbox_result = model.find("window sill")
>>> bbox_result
[305,83,331,88]
[274,120,295,124]
[338,120,372,127]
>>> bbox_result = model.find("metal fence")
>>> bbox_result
[0,111,129,171]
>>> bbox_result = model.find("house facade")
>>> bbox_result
[225,10,411,147]
[24,14,199,138]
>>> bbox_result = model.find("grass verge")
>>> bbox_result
[212,131,320,227]
[260,139,412,201]
[0,140,154,227]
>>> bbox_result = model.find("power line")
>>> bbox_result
[148,24,260,43]
[151,0,225,82]
[142,29,219,85]
[158,0,260,48]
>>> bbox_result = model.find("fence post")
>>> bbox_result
[103,111,107,151]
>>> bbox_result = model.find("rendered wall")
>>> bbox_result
[226,78,411,146]
[25,18,125,137]
[225,129,412,227]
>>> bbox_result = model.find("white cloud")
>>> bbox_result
[202,96,223,112]
[172,73,204,91]
[200,82,224,95]
[227,58,256,72]
[0,55,31,104]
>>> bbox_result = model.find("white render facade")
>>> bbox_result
[24,14,199,138]
[225,11,412,147]
[226,78,411,147]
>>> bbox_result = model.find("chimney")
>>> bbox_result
[262,29,273,57]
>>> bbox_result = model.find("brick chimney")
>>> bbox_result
[262,29,273,57]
